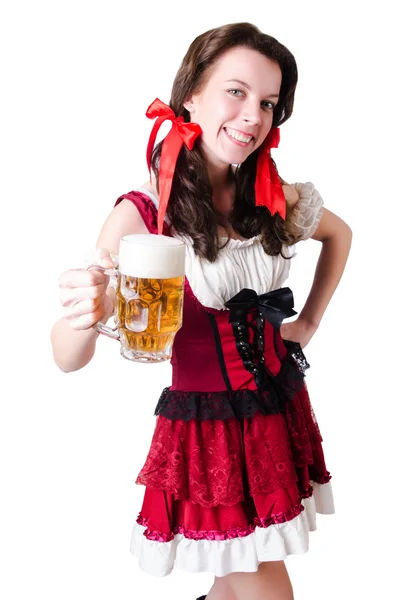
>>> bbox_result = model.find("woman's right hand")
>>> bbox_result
[58,248,115,331]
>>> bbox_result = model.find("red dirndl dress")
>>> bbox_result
[115,190,335,577]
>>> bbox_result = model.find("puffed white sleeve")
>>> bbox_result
[289,182,324,240]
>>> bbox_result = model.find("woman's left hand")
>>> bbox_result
[280,318,318,349]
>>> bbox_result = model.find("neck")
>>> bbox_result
[202,142,234,190]
[209,167,235,217]
[207,164,231,189]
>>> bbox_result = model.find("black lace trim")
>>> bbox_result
[282,340,310,375]
[154,353,305,421]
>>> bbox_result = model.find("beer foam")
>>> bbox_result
[118,234,185,278]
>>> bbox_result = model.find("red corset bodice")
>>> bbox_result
[170,280,293,393]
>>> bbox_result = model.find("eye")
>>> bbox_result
[261,100,276,110]
[227,88,244,97]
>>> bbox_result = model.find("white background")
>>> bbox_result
[1,1,395,598]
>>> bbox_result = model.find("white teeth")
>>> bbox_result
[225,128,253,143]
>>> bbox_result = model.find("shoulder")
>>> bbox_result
[96,185,152,254]
[281,181,300,209]
[286,181,325,241]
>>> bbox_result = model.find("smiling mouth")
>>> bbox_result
[224,127,255,144]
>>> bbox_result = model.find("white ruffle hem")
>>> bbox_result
[130,481,335,577]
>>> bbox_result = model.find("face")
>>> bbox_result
[184,46,282,170]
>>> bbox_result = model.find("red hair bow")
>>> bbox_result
[254,128,286,220]
[146,98,202,234]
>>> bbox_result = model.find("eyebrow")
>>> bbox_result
[226,79,280,99]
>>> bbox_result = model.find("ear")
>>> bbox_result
[183,99,194,112]
[183,93,197,114]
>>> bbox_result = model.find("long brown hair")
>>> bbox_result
[151,22,300,262]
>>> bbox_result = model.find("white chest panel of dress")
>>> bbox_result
[181,235,295,311]
[138,182,324,311]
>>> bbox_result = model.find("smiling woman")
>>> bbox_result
[51,20,352,600]
[183,47,282,164]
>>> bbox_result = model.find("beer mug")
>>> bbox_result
[92,234,185,363]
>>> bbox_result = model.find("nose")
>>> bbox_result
[242,100,262,126]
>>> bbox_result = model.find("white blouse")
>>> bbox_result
[139,182,324,311]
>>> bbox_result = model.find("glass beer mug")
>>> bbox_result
[92,234,185,363]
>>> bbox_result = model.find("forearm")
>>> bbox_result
[51,317,100,373]
[51,288,115,373]
[299,224,352,327]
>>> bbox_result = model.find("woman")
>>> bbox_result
[51,22,352,600]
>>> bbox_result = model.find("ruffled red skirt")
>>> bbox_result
[136,381,330,536]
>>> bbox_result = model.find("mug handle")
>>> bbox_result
[86,263,120,340]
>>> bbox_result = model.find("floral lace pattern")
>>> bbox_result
[283,382,323,468]
[138,379,328,508]
[137,413,303,507]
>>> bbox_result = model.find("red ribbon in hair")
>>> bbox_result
[254,127,286,220]
[146,98,202,234]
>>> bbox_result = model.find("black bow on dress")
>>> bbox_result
[225,287,297,328]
